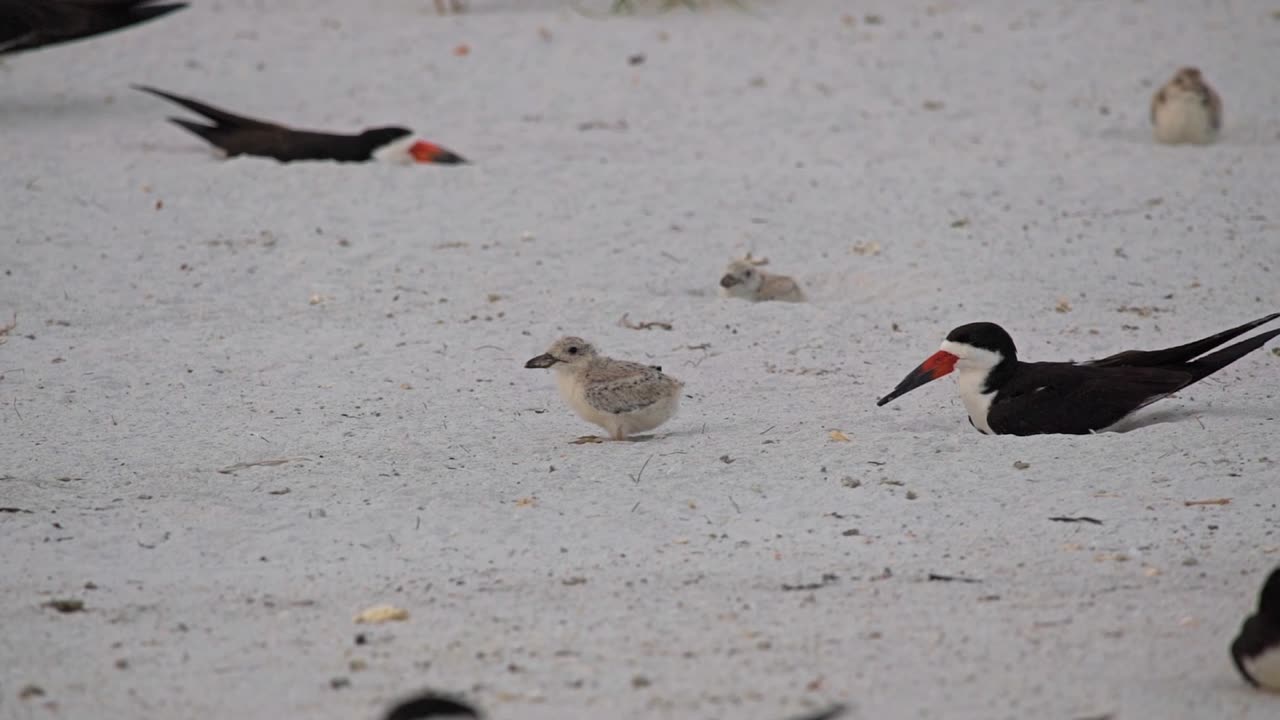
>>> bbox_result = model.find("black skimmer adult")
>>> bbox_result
[1232,566,1280,692]
[876,313,1280,435]
[0,0,184,55]
[132,85,467,165]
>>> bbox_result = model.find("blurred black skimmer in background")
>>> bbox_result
[0,0,185,55]
[133,84,467,165]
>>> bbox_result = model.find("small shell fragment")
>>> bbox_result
[354,605,409,624]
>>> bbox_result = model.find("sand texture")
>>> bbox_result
[2,1,1279,718]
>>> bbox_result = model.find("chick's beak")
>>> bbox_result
[719,274,741,288]
[524,353,559,369]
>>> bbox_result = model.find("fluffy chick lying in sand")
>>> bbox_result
[719,259,805,303]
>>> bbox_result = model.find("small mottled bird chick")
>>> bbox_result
[1232,566,1280,692]
[719,260,805,303]
[525,337,683,442]
[1151,67,1222,145]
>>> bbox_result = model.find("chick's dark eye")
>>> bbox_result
[744,270,753,277]
[568,347,579,355]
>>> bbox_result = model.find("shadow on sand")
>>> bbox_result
[1107,404,1276,434]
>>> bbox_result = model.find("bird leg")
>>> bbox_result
[570,435,607,444]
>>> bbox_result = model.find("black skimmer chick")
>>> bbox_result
[876,313,1280,435]
[1151,67,1222,145]
[1232,566,1280,692]
[525,336,683,442]
[720,258,806,303]
[0,0,184,55]
[132,85,467,165]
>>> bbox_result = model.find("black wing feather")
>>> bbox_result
[132,84,279,130]
[1089,313,1280,368]
[0,1,185,54]
[1230,614,1273,687]
[134,84,375,162]
[988,363,1194,436]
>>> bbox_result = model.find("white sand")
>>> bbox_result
[2,1,1279,718]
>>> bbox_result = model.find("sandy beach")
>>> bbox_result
[2,1,1279,718]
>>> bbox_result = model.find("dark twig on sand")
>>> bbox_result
[791,705,849,720]
[782,573,839,592]
[42,598,85,613]
[1184,497,1230,507]
[1049,516,1103,525]
[217,458,304,474]
[927,573,982,583]
[619,313,673,331]
[630,454,653,484]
